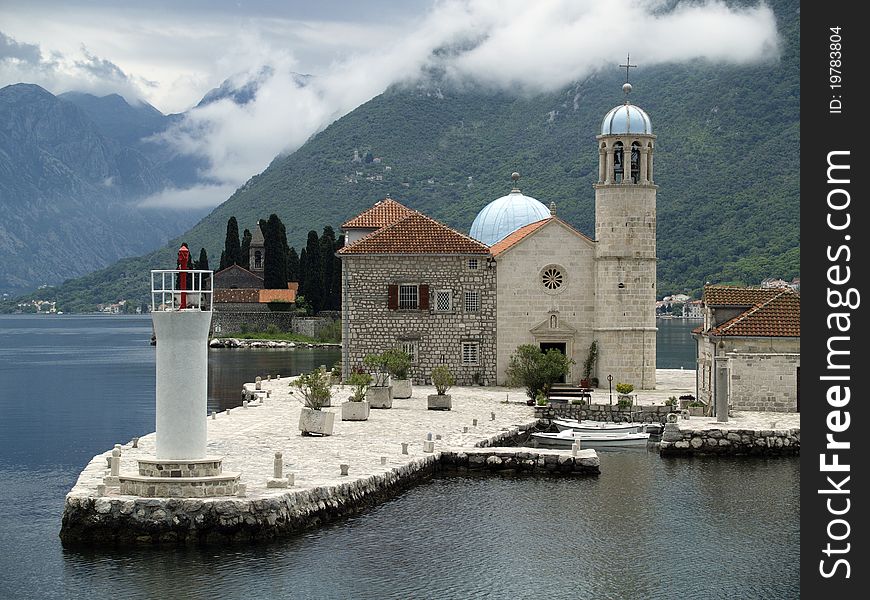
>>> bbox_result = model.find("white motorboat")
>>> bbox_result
[552,418,645,434]
[530,428,650,448]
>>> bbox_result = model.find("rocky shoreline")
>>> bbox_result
[208,338,341,349]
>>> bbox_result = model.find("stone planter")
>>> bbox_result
[341,400,370,421]
[298,407,335,436]
[367,385,393,409]
[427,394,452,410]
[392,378,412,399]
[688,406,706,417]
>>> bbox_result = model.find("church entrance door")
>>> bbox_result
[539,342,567,383]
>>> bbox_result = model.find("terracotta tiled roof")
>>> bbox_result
[489,217,594,256]
[708,288,800,337]
[703,285,784,306]
[338,212,489,255]
[259,289,296,303]
[342,198,414,229]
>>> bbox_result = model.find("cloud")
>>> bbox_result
[138,183,240,210]
[150,0,779,209]
[0,31,41,63]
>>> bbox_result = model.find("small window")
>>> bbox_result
[462,342,479,365]
[464,290,480,313]
[399,284,419,309]
[435,290,452,312]
[467,259,478,270]
[401,341,418,363]
[254,250,262,269]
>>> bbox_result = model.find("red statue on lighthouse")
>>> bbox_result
[177,243,190,309]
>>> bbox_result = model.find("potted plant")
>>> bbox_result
[535,392,549,406]
[384,348,413,399]
[294,368,335,436]
[341,371,372,421]
[679,394,696,410]
[665,396,677,408]
[427,365,454,410]
[687,400,707,417]
[580,340,598,388]
[363,353,393,408]
[616,382,634,409]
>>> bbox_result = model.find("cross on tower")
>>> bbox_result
[619,54,637,83]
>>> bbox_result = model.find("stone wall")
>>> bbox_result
[293,317,334,339]
[341,255,497,385]
[211,311,295,335]
[535,402,674,423]
[494,220,596,386]
[659,423,800,456]
[439,448,599,475]
[213,265,263,289]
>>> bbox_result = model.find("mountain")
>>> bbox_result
[0,83,211,294]
[6,0,799,311]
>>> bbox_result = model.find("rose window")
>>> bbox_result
[541,267,564,290]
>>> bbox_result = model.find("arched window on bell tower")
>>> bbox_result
[613,141,624,183]
[630,142,641,183]
[254,250,262,269]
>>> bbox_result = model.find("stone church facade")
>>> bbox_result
[339,87,659,389]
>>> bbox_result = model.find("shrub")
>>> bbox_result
[383,348,412,380]
[582,340,598,379]
[618,396,633,409]
[665,396,677,406]
[505,345,575,401]
[616,382,634,395]
[431,365,454,395]
[293,367,331,410]
[571,398,586,406]
[330,361,342,378]
[363,353,390,386]
[347,371,372,402]
[317,319,342,343]
[536,393,549,406]
[265,323,281,335]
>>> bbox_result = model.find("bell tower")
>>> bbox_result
[593,56,657,389]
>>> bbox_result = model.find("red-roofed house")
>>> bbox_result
[693,285,800,412]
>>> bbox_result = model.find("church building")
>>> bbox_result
[339,80,658,389]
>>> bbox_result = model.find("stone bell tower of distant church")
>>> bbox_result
[593,56,657,389]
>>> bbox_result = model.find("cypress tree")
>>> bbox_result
[302,230,322,312]
[197,248,209,272]
[298,247,307,292]
[287,246,300,282]
[240,229,252,270]
[223,217,242,268]
[319,226,337,310]
[218,250,227,271]
[332,234,344,309]
[262,214,289,289]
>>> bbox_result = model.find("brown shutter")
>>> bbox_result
[419,284,430,310]
[388,284,398,310]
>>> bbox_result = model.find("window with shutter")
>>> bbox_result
[388,284,398,310]
[419,284,430,310]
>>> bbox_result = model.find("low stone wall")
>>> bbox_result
[659,423,800,456]
[535,403,675,424]
[211,311,296,335]
[440,448,599,476]
[292,316,334,339]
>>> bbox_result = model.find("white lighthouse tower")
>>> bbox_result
[118,245,240,497]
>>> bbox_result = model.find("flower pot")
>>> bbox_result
[392,378,412,399]
[298,407,335,435]
[341,400,370,421]
[427,394,452,411]
[688,406,705,417]
[580,378,591,388]
[367,385,393,409]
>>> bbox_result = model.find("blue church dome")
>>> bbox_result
[601,102,652,135]
[469,185,550,247]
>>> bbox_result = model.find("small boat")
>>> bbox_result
[531,429,650,448]
[552,418,645,434]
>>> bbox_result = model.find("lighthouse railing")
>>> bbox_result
[150,269,214,312]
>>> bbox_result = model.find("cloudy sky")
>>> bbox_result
[0,0,781,209]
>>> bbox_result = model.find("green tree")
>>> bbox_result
[298,247,307,291]
[287,246,300,282]
[301,230,322,312]
[319,226,338,310]
[262,214,289,289]
[197,247,209,272]
[240,228,252,270]
[222,217,242,269]
[505,345,574,401]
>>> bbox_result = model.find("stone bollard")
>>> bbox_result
[267,452,289,488]
[274,452,284,479]
[226,408,231,416]
[110,449,121,476]
[243,400,249,408]
[255,376,262,390]
[340,464,349,476]
[267,374,272,381]
[266,390,271,398]
[472,419,478,426]
[463,426,468,433]
[401,442,409,455]
[426,432,433,441]
[491,412,496,421]
[276,374,281,380]
[287,473,295,487]
[435,434,442,441]
[106,456,113,469]
[380,456,387,465]
[132,437,139,448]
[572,442,580,456]
[114,443,122,454]
[770,421,777,428]
[211,411,217,420]
[423,440,435,453]
[96,484,107,497]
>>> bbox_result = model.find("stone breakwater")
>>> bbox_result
[535,403,675,424]
[659,423,800,457]
[61,381,598,546]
